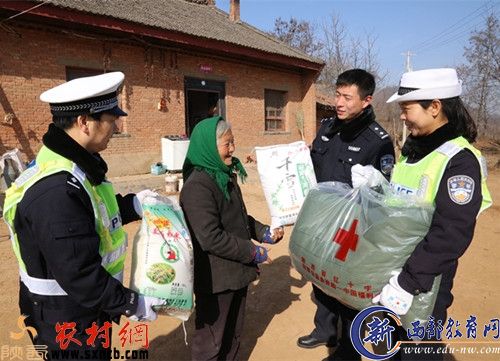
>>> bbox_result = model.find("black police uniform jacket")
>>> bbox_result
[397,123,482,323]
[14,124,140,353]
[180,169,268,295]
[311,106,395,184]
[308,106,396,358]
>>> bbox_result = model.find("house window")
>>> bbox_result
[265,89,286,131]
[65,67,126,134]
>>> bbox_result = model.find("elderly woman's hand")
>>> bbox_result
[253,245,272,264]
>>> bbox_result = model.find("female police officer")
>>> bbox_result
[359,68,492,360]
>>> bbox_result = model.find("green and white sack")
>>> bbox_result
[255,141,317,227]
[130,195,194,321]
[289,182,440,330]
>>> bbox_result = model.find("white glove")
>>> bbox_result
[372,274,413,315]
[351,164,385,189]
[129,295,165,322]
[133,189,159,217]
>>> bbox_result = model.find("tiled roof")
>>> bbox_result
[38,0,323,65]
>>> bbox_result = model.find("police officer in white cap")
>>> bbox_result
[3,72,164,360]
[354,68,492,360]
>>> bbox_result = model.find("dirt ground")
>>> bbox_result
[0,165,499,361]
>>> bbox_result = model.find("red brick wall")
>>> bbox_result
[0,24,318,175]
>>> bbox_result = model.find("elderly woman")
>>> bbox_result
[180,116,283,361]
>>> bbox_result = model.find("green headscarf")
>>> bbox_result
[182,116,247,199]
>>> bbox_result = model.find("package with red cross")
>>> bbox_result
[289,181,439,330]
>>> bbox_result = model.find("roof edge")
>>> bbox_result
[0,1,324,72]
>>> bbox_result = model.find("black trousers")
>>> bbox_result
[311,285,339,346]
[19,284,111,361]
[312,285,362,360]
[192,287,247,361]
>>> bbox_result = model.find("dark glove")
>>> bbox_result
[253,245,268,264]
[262,227,274,244]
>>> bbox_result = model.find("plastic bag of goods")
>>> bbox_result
[289,181,440,330]
[1,148,26,191]
[130,194,194,321]
[255,141,317,228]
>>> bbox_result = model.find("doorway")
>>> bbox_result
[185,77,225,136]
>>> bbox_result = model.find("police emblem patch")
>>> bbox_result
[447,175,474,205]
[380,154,395,175]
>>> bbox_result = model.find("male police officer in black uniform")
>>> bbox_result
[3,72,164,360]
[297,69,395,361]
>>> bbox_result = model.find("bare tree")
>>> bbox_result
[317,13,386,90]
[350,36,362,69]
[270,14,387,115]
[460,13,499,135]
[371,86,402,147]
[362,32,388,84]
[270,17,323,56]
[318,13,349,89]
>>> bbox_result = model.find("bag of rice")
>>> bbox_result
[255,141,317,227]
[130,194,194,321]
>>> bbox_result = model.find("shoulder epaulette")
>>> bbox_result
[320,116,335,124]
[369,122,390,140]
[66,174,82,190]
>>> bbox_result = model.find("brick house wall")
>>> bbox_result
[1,24,318,176]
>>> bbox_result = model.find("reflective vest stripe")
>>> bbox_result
[101,242,127,269]
[20,268,125,296]
[391,136,492,214]
[19,268,68,296]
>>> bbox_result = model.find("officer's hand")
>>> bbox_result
[351,164,385,189]
[372,274,413,315]
[262,227,284,244]
[129,295,165,322]
[253,245,271,264]
[133,189,159,217]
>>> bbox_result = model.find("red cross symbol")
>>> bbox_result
[332,219,359,262]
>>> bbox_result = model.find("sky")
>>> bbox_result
[216,0,498,86]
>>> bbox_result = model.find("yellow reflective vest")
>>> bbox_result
[3,146,127,296]
[391,136,492,214]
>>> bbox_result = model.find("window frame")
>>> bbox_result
[264,89,287,132]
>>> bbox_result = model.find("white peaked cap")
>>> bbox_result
[40,72,127,116]
[387,68,462,103]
